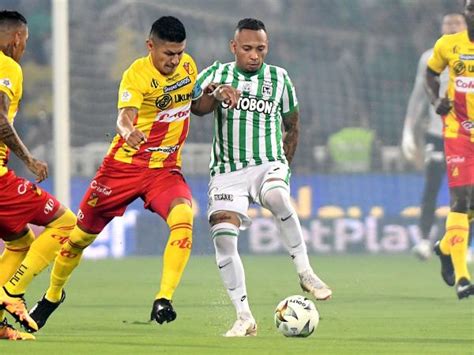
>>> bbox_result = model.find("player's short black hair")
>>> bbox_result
[0,10,27,27]
[236,18,266,32]
[150,16,186,43]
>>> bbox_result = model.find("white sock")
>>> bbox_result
[262,183,312,273]
[211,223,252,319]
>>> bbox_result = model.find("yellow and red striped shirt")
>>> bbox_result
[427,30,474,141]
[107,53,199,168]
[0,51,23,177]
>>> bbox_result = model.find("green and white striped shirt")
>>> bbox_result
[197,61,299,176]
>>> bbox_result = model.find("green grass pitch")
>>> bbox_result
[1,255,473,354]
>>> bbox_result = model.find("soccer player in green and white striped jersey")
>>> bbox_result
[193,18,332,337]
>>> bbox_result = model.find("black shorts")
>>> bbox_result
[424,133,445,163]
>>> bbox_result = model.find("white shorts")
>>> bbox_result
[207,161,291,229]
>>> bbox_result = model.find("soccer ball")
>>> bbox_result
[274,295,319,337]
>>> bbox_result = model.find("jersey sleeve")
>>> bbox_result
[188,56,202,100]
[196,61,220,90]
[117,65,145,109]
[0,61,22,101]
[281,70,298,116]
[427,37,448,74]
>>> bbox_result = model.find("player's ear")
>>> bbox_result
[229,40,236,55]
[146,38,154,52]
[13,31,21,47]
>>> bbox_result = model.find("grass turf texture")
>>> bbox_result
[1,255,473,354]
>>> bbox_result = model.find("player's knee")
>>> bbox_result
[450,188,470,213]
[4,229,35,249]
[209,212,240,227]
[261,180,293,218]
[69,226,98,248]
[47,208,77,229]
[167,203,193,227]
[468,209,474,223]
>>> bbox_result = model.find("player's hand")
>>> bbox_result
[401,130,417,162]
[212,84,241,108]
[26,157,48,182]
[434,97,452,116]
[123,129,147,150]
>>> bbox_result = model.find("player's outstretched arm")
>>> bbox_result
[425,67,451,116]
[0,92,48,182]
[116,107,147,149]
[282,110,299,165]
[191,83,240,116]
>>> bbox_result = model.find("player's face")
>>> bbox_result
[231,29,268,73]
[11,25,28,63]
[465,0,474,30]
[441,15,466,35]
[147,37,186,76]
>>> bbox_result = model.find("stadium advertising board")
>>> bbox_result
[0,174,455,258]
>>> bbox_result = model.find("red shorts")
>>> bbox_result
[0,170,61,238]
[444,134,474,187]
[77,158,192,233]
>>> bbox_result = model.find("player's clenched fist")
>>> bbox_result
[123,129,147,149]
[434,97,452,116]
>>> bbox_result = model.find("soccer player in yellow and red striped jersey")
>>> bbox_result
[0,10,76,340]
[29,16,239,330]
[426,0,474,299]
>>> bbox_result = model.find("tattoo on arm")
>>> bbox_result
[0,93,32,164]
[282,111,299,165]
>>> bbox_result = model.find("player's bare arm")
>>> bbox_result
[116,107,147,149]
[191,83,240,116]
[282,110,299,165]
[425,67,451,115]
[0,91,48,182]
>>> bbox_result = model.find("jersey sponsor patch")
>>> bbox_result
[145,145,179,154]
[155,102,191,123]
[455,76,474,93]
[222,96,277,114]
[0,78,12,89]
[163,76,191,93]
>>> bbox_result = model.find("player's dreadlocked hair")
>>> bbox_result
[150,16,186,43]
[236,18,266,33]
[0,10,27,28]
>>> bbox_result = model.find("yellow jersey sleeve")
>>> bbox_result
[0,58,22,102]
[427,36,448,74]
[117,64,147,109]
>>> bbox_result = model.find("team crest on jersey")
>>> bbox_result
[261,80,273,97]
[87,193,99,207]
[452,166,459,177]
[183,62,194,75]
